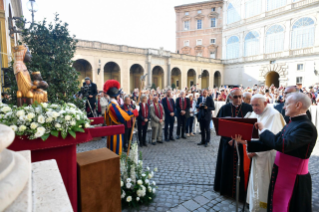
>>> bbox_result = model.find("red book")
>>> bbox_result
[214,119,256,141]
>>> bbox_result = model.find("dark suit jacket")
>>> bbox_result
[176,97,190,118]
[196,96,215,121]
[162,97,175,117]
[137,103,150,121]
[274,102,312,123]
[82,82,98,102]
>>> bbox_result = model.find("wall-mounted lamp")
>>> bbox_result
[97,59,101,75]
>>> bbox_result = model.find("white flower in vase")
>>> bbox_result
[46,117,53,123]
[137,180,143,185]
[70,120,76,126]
[38,115,45,124]
[35,107,42,114]
[148,174,153,179]
[52,112,59,119]
[146,167,150,171]
[55,123,62,129]
[30,122,38,130]
[148,187,152,192]
[35,127,46,138]
[27,113,35,120]
[145,179,149,184]
[16,110,25,117]
[19,125,27,132]
[10,125,18,132]
[84,123,90,128]
[142,174,146,177]
[1,106,11,113]
[126,196,132,202]
[154,167,158,172]
[152,181,156,186]
[126,178,132,183]
[65,115,71,121]
[41,103,48,108]
[121,181,123,187]
[126,182,132,189]
[153,188,156,193]
[76,115,80,120]
[121,190,126,199]
[136,197,140,201]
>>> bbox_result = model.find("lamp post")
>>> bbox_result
[26,0,38,23]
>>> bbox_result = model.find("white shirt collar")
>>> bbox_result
[111,99,118,105]
[291,113,307,118]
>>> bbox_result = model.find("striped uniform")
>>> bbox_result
[104,101,134,155]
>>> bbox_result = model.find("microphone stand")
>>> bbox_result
[235,141,240,212]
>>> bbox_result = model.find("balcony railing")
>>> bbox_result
[292,0,319,8]
[266,6,286,17]
[264,52,284,59]
[290,47,314,56]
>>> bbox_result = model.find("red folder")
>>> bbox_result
[213,118,258,140]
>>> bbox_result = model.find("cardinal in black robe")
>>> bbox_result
[214,88,253,201]
[233,92,317,212]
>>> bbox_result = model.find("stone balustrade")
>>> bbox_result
[292,0,319,8]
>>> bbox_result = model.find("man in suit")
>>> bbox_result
[274,85,311,123]
[137,95,149,147]
[82,77,98,117]
[121,96,136,152]
[176,91,190,139]
[162,89,176,142]
[149,96,165,145]
[197,89,215,147]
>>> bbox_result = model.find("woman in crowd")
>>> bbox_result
[186,94,196,136]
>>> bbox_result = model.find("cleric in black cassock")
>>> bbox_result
[234,92,317,212]
[214,88,253,201]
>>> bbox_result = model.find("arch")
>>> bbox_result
[171,67,181,89]
[152,66,164,89]
[244,31,260,57]
[214,71,221,88]
[187,69,196,88]
[267,0,286,11]
[245,0,261,19]
[227,3,240,24]
[265,25,284,53]
[73,59,93,87]
[130,64,144,92]
[104,61,120,83]
[226,36,240,59]
[291,17,315,49]
[265,71,280,87]
[201,70,209,89]
[259,63,288,86]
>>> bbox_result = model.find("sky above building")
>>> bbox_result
[21,0,206,52]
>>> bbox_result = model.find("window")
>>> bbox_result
[184,40,190,46]
[244,31,260,57]
[210,52,216,59]
[211,39,216,44]
[291,17,315,49]
[185,12,189,16]
[296,77,303,84]
[184,21,190,30]
[197,19,202,29]
[197,10,202,14]
[226,36,240,59]
[212,7,216,12]
[211,18,217,27]
[227,3,240,24]
[196,39,202,45]
[297,64,303,70]
[270,60,276,64]
[267,0,286,11]
[176,80,179,87]
[245,0,261,18]
[265,25,284,53]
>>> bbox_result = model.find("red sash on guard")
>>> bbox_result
[272,152,309,212]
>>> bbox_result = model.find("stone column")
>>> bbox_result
[222,1,227,29]
[222,36,226,59]
[239,31,244,58]
[167,58,171,87]
[147,54,152,88]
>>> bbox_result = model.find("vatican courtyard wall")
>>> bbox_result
[73,40,224,93]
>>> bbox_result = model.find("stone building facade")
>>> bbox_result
[74,40,224,93]
[175,0,223,59]
[222,0,319,88]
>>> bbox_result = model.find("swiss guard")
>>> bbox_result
[104,80,138,155]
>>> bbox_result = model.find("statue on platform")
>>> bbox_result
[13,45,48,106]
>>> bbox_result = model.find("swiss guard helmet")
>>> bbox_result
[103,80,121,98]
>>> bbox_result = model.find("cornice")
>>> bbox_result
[182,15,191,21]
[194,14,205,20]
[208,11,219,18]
[175,1,223,12]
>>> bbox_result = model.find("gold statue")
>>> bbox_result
[13,45,48,105]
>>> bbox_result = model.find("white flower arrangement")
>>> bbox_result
[120,143,158,208]
[0,102,91,141]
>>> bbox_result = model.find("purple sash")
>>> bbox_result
[272,152,309,212]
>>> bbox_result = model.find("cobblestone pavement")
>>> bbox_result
[77,131,319,212]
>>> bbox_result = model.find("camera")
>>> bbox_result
[80,84,91,98]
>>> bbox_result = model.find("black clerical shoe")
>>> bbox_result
[152,142,156,145]
[170,137,175,141]
[197,142,204,145]
[181,136,187,139]
[165,138,170,142]
[157,140,163,144]
[143,143,148,147]
[204,143,208,147]
[176,136,180,139]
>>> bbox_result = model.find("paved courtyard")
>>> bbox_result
[77,131,319,212]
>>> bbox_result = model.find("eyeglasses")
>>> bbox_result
[233,95,242,99]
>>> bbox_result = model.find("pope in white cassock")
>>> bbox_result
[244,94,286,212]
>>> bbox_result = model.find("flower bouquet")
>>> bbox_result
[120,143,158,208]
[0,102,91,141]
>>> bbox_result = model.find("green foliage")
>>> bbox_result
[171,83,176,90]
[11,13,83,109]
[151,83,156,90]
[3,61,18,104]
